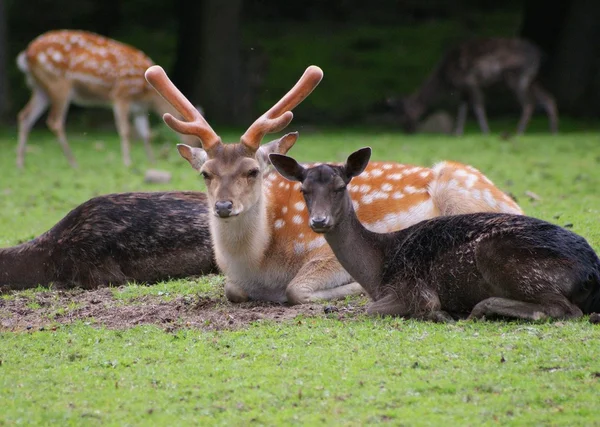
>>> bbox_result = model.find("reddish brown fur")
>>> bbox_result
[16,30,200,168]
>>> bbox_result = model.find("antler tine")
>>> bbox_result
[145,65,221,150]
[241,65,323,151]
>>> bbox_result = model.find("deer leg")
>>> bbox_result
[468,88,490,134]
[133,113,155,163]
[113,100,133,167]
[285,256,363,304]
[506,73,535,135]
[367,290,454,322]
[45,85,77,168]
[225,280,250,303]
[17,88,50,169]
[531,82,559,134]
[454,98,468,136]
[468,297,582,321]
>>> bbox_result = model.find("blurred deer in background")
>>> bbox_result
[388,38,559,135]
[16,30,202,169]
[146,64,523,305]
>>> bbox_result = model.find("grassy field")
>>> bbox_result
[1,120,600,425]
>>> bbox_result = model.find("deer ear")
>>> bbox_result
[269,153,306,182]
[177,144,208,171]
[256,132,299,169]
[344,147,371,179]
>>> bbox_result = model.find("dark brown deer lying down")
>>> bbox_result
[388,37,559,135]
[0,192,217,292]
[269,148,600,321]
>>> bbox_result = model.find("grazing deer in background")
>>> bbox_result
[0,192,217,291]
[270,148,600,321]
[16,29,201,169]
[146,64,523,305]
[388,38,559,135]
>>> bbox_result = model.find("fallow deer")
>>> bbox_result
[388,38,559,135]
[0,191,217,291]
[270,148,600,321]
[146,64,524,305]
[16,29,201,169]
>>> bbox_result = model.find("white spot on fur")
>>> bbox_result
[292,214,303,224]
[483,189,497,207]
[51,51,63,62]
[371,169,383,177]
[382,164,393,170]
[294,242,305,254]
[404,185,426,194]
[298,233,305,239]
[362,191,389,204]
[352,200,360,211]
[294,183,301,190]
[464,173,479,188]
[366,199,435,232]
[307,237,326,251]
[419,171,431,178]
[37,52,47,64]
[294,202,305,211]
[381,183,393,192]
[274,219,285,229]
[388,173,404,181]
[392,191,404,199]
[359,184,371,193]
[282,206,288,214]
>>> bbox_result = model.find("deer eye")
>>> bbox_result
[201,171,212,180]
[247,168,260,178]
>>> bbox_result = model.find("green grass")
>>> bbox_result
[1,122,600,425]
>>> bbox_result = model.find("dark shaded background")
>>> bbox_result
[0,0,598,127]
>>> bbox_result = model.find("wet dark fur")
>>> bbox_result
[374,213,600,319]
[0,192,217,291]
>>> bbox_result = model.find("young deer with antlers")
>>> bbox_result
[16,29,200,168]
[145,65,523,305]
[0,192,217,291]
[270,148,600,321]
[388,38,559,135]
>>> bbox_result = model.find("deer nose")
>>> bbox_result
[215,200,234,218]
[309,216,330,230]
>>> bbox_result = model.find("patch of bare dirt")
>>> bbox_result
[0,289,366,332]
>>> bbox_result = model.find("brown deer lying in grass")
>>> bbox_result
[388,38,559,135]
[146,64,524,305]
[17,29,201,168]
[269,148,600,321]
[0,192,217,291]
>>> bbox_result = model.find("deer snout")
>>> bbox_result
[215,200,234,218]
[309,216,331,232]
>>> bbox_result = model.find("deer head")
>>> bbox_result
[145,65,323,218]
[269,147,372,232]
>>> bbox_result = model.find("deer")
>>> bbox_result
[387,38,559,136]
[269,147,600,321]
[0,191,217,292]
[16,29,201,169]
[145,64,525,305]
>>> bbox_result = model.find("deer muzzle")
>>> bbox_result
[309,216,332,233]
[215,200,234,218]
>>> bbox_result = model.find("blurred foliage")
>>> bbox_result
[5,0,523,125]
